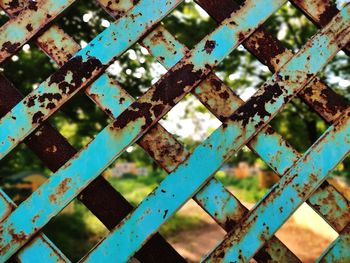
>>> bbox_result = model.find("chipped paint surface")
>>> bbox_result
[80,5,350,263]
[0,0,182,162]
[3,1,283,257]
[0,189,70,262]
[205,110,350,262]
[0,0,349,261]
[0,0,75,63]
[318,224,350,262]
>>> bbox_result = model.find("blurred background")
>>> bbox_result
[0,1,349,262]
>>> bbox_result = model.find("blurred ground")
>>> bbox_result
[168,198,337,263]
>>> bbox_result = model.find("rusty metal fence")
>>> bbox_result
[0,0,349,262]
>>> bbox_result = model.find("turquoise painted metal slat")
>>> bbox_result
[204,111,350,262]
[0,0,349,261]
[0,0,75,63]
[317,225,350,262]
[139,24,348,250]
[0,190,70,263]
[79,6,350,262]
[86,29,299,262]
[0,0,182,162]
[0,0,286,260]
[141,24,350,236]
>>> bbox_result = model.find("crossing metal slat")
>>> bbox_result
[0,0,348,262]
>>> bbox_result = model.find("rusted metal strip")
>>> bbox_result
[196,0,349,124]
[0,0,182,162]
[97,0,135,20]
[0,1,287,260]
[36,17,297,262]
[85,36,299,263]
[80,5,350,262]
[204,109,350,262]
[0,0,75,63]
[140,22,350,252]
[35,5,297,261]
[0,5,186,263]
[194,0,350,231]
[0,190,70,263]
[318,224,350,262]
[290,0,350,56]
[0,69,185,263]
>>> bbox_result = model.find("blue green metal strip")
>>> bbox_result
[0,0,75,63]
[141,23,350,234]
[204,110,350,262]
[317,225,350,262]
[0,190,70,263]
[87,42,299,263]
[0,0,286,260]
[80,5,350,263]
[0,0,182,162]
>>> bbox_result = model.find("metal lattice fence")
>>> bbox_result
[0,0,349,262]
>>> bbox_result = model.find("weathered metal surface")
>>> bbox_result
[0,0,349,261]
[140,21,350,242]
[0,0,75,63]
[0,1,186,262]
[0,1,287,260]
[0,189,70,263]
[86,23,299,262]
[0,0,182,162]
[196,0,350,231]
[196,0,349,124]
[79,5,350,263]
[291,0,350,56]
[205,109,350,262]
[318,224,350,262]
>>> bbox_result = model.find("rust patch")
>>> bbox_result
[230,83,284,126]
[203,40,216,54]
[48,56,103,95]
[8,0,20,9]
[49,178,72,203]
[1,41,21,54]
[26,23,33,32]
[27,1,38,11]
[32,111,44,124]
[112,101,155,130]
[151,63,203,106]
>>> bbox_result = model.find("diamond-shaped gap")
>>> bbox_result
[0,8,9,27]
[107,43,161,98]
[215,147,271,204]
[269,96,329,153]
[1,40,57,96]
[161,199,225,263]
[275,204,338,262]
[162,0,217,50]
[214,45,273,102]
[215,148,339,262]
[48,91,110,150]
[263,1,318,53]
[43,198,108,262]
[103,143,167,207]
[0,143,51,205]
[159,93,221,151]
[55,0,113,46]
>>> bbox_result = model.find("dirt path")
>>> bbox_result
[168,199,336,262]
